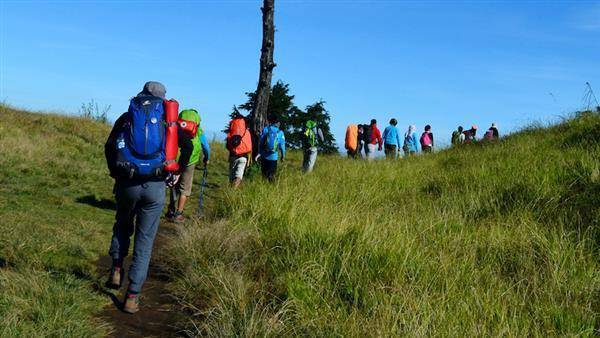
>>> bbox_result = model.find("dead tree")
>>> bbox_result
[251,0,276,156]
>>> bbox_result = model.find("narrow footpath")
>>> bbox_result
[96,222,183,337]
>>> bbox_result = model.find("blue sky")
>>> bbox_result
[1,0,599,147]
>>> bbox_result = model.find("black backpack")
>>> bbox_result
[362,124,372,144]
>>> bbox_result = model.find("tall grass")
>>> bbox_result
[168,111,600,336]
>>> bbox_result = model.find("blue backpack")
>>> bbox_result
[115,96,166,178]
[263,127,279,154]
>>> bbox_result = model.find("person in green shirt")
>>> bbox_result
[166,109,210,224]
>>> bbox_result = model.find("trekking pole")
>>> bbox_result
[198,166,208,216]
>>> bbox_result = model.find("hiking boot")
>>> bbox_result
[106,267,122,290]
[122,292,140,314]
[173,211,185,224]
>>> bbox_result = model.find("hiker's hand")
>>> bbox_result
[166,173,180,187]
[378,146,383,152]
[203,159,210,167]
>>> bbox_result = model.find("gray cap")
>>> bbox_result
[137,81,166,99]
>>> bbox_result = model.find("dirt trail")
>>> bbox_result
[97,222,183,337]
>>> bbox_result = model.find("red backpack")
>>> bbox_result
[226,118,252,156]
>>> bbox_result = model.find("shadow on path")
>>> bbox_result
[77,195,116,210]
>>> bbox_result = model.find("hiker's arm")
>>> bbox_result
[318,128,325,143]
[396,131,402,148]
[279,133,286,159]
[431,133,435,147]
[104,113,126,178]
[414,134,420,152]
[177,131,193,169]
[200,133,210,165]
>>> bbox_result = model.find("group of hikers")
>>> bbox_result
[102,81,501,314]
[225,108,325,186]
[102,82,325,313]
[344,119,500,159]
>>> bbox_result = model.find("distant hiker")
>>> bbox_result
[357,124,365,158]
[166,109,210,224]
[345,124,359,158]
[420,124,434,153]
[382,118,402,159]
[365,119,383,161]
[451,126,465,146]
[226,112,252,188]
[485,123,499,141]
[464,125,478,143]
[403,125,419,156]
[260,114,286,181]
[303,119,325,172]
[104,81,177,314]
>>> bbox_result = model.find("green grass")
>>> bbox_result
[0,105,115,336]
[1,103,598,336]
[167,111,600,336]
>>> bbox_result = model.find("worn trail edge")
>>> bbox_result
[96,222,183,338]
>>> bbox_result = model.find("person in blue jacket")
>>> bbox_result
[402,125,419,156]
[260,114,286,182]
[382,118,402,159]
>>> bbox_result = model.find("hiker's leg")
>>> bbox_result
[261,158,270,179]
[270,160,278,181]
[263,159,277,181]
[366,144,376,161]
[127,181,165,293]
[302,149,310,172]
[306,147,317,172]
[109,182,140,263]
[176,164,195,212]
[231,156,247,188]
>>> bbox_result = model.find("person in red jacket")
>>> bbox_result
[365,119,383,161]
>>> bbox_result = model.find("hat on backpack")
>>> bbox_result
[472,125,478,130]
[491,123,497,128]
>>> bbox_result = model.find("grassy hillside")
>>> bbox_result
[1,104,598,336]
[167,112,600,336]
[0,105,115,336]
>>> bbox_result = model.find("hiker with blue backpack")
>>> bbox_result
[402,125,419,156]
[260,114,286,181]
[104,81,179,314]
[166,109,210,224]
[382,118,402,159]
[302,119,325,172]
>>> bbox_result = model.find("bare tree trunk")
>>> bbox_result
[251,0,276,157]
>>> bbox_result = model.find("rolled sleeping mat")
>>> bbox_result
[163,99,180,172]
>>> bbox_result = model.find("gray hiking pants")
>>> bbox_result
[109,180,166,293]
[303,147,318,172]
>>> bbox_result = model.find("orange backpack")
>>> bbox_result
[227,118,253,156]
[345,124,358,151]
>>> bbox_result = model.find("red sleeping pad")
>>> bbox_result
[163,99,180,173]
